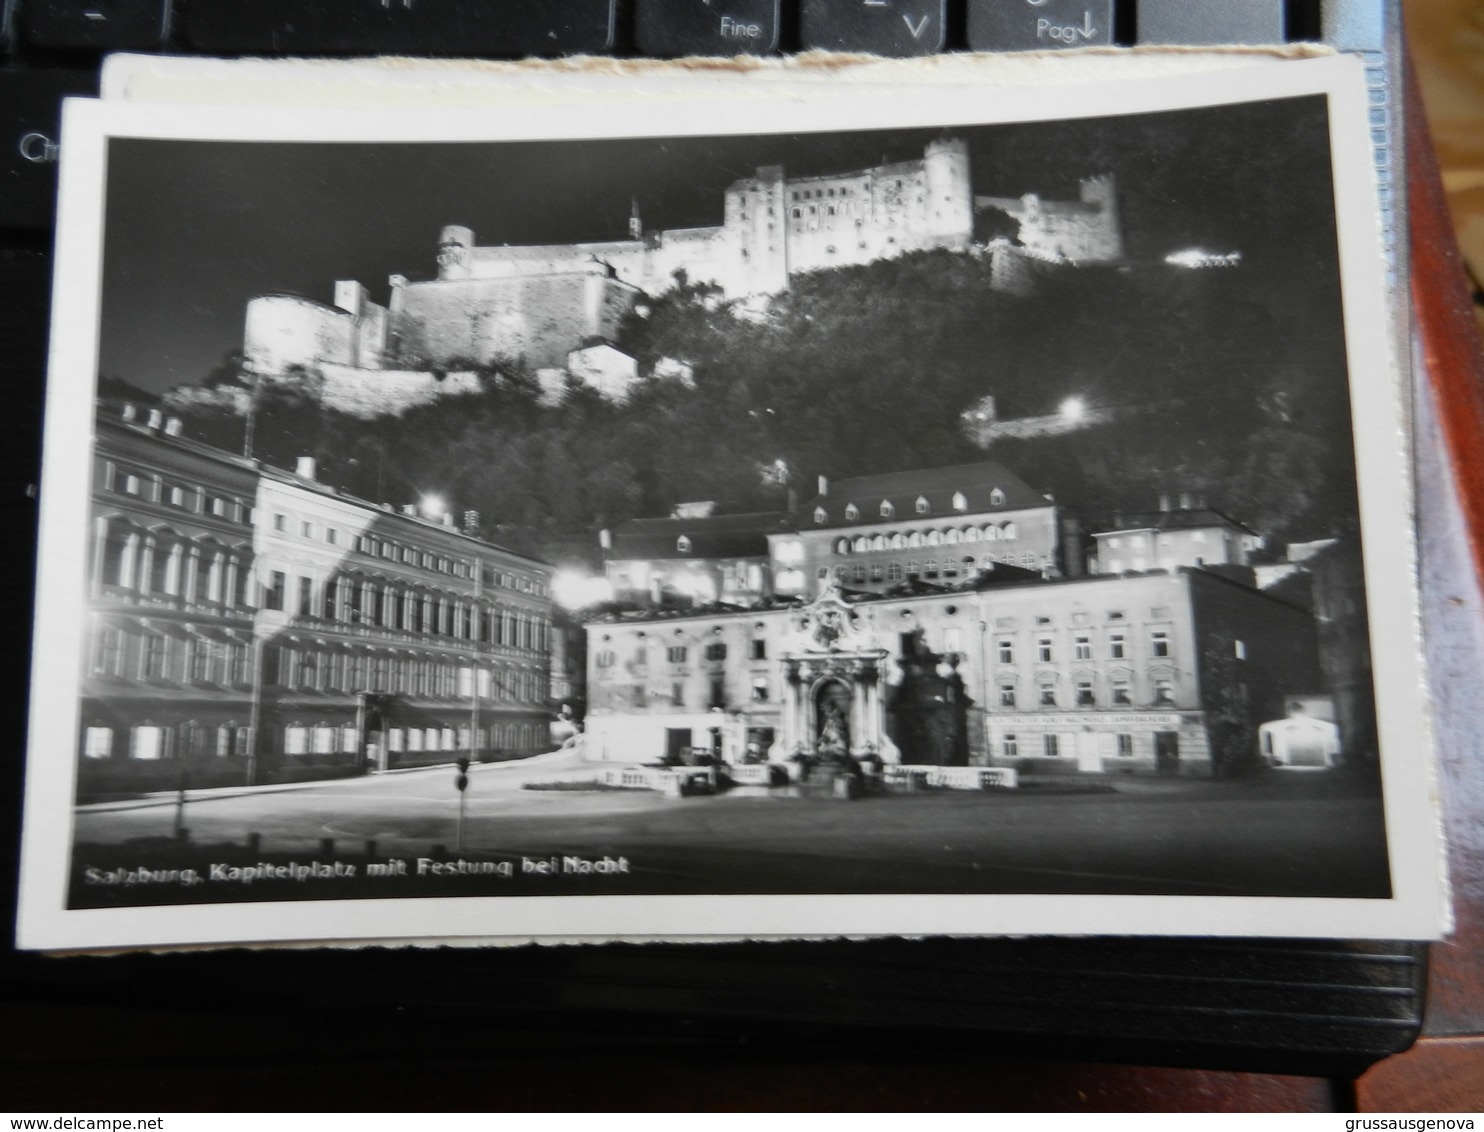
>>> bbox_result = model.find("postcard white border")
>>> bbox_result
[17,55,1448,951]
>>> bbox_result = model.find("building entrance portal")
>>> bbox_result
[771,578,900,765]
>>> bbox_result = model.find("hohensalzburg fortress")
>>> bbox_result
[232,140,1121,415]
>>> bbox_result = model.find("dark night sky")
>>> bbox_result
[98,94,1339,393]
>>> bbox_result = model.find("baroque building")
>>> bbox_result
[581,567,1325,779]
[77,403,554,799]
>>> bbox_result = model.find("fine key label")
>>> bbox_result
[967,0,1114,52]
[635,0,781,56]
[800,0,946,56]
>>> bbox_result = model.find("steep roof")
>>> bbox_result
[608,511,790,561]
[800,460,1051,531]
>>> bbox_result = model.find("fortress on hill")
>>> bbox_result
[236,140,1123,413]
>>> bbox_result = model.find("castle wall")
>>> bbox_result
[245,295,357,374]
[390,270,641,369]
[317,363,481,418]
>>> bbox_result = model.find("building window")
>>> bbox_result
[264,571,285,611]
[887,562,904,583]
[1074,634,1092,660]
[141,634,168,680]
[751,638,767,660]
[1117,734,1134,757]
[91,627,124,676]
[1002,733,1018,758]
[1076,680,1095,706]
[997,638,1014,664]
[751,676,770,702]
[999,682,1016,708]
[1039,684,1057,707]
[667,646,688,664]
[676,535,692,553]
[851,564,867,584]
[83,727,113,759]
[1154,679,1175,706]
[1108,631,1126,659]
[120,474,140,496]
[880,500,894,518]
[705,642,727,661]
[1150,629,1171,658]
[915,496,929,514]
[1043,734,1060,758]
[670,682,685,707]
[1111,682,1132,706]
[990,488,1006,506]
[273,513,288,533]
[1037,636,1053,663]
[814,507,827,524]
[297,576,312,617]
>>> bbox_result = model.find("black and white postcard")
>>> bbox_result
[17,55,1448,951]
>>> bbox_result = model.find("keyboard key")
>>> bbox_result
[0,69,99,230]
[968,0,1114,52]
[184,0,616,57]
[635,0,780,56]
[800,0,946,56]
[1322,0,1385,51]
[1135,0,1284,45]
[19,0,172,52]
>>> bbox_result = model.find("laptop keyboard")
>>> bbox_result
[0,0,1392,233]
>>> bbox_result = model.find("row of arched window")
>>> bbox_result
[833,523,1019,556]
[95,516,252,608]
[266,643,546,704]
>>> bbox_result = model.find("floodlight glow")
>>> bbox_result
[419,493,447,519]
[1060,397,1086,422]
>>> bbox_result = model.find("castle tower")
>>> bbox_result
[923,137,974,251]
[722,165,789,298]
[1076,175,1124,263]
[436,224,474,280]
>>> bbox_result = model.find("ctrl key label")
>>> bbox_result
[635,0,780,56]
[968,0,1114,52]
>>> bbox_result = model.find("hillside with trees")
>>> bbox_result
[162,247,1359,568]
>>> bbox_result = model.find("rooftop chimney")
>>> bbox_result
[295,457,317,481]
[462,509,480,536]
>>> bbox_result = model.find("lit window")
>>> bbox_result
[814,507,827,524]
[915,496,929,514]
[952,492,967,511]
[677,535,692,553]
[990,488,1006,506]
[880,500,894,518]
[845,504,859,521]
